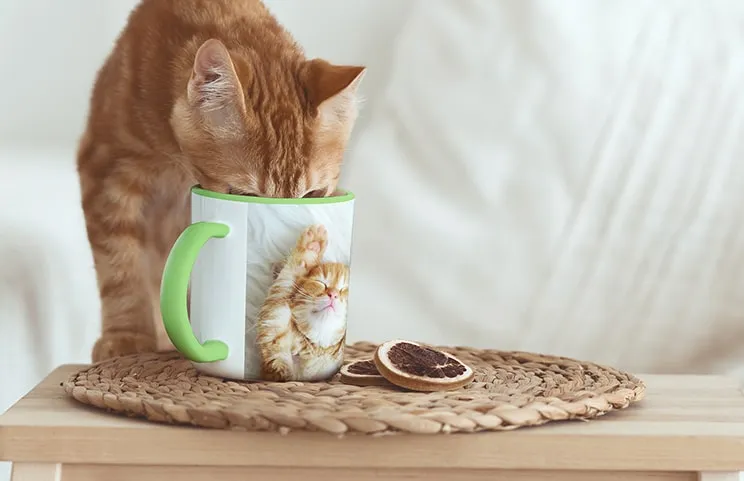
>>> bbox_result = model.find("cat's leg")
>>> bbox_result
[269,224,328,286]
[256,303,295,381]
[278,224,328,280]
[300,337,346,381]
[297,353,343,382]
[262,348,295,381]
[149,190,191,352]
[79,157,158,362]
[259,225,328,310]
[149,255,175,353]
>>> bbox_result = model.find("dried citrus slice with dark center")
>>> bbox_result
[374,340,474,391]
[346,359,379,375]
[339,359,391,386]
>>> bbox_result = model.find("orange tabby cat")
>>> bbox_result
[256,225,349,381]
[77,0,365,362]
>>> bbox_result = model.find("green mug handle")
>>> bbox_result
[160,221,230,363]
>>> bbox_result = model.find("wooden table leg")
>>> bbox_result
[10,463,61,481]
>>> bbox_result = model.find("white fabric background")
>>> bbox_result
[346,0,744,377]
[2,1,744,479]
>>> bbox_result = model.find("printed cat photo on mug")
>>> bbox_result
[256,224,350,382]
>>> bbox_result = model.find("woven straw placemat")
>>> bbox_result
[63,341,645,435]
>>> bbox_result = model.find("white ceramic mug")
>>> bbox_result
[160,186,355,381]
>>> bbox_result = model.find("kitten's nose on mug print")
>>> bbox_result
[160,185,355,382]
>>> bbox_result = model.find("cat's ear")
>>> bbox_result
[304,59,366,128]
[187,39,246,131]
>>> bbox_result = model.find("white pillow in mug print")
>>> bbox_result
[344,0,744,378]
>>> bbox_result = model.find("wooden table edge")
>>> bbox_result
[2,364,744,472]
[3,424,744,471]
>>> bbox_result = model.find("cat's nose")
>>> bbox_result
[328,291,338,300]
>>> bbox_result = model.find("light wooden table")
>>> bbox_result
[1,365,743,481]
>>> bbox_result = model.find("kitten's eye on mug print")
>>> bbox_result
[160,185,355,382]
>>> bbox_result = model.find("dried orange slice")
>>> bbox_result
[339,359,391,386]
[374,340,474,392]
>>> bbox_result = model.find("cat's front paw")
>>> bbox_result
[92,331,156,363]
[294,224,328,267]
[261,359,295,382]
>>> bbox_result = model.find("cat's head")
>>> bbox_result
[293,262,350,321]
[171,38,365,198]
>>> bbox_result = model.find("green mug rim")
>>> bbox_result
[191,185,355,205]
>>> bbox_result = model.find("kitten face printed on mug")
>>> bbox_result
[256,225,349,382]
[293,263,350,343]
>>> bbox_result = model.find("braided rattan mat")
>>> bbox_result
[63,341,645,435]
